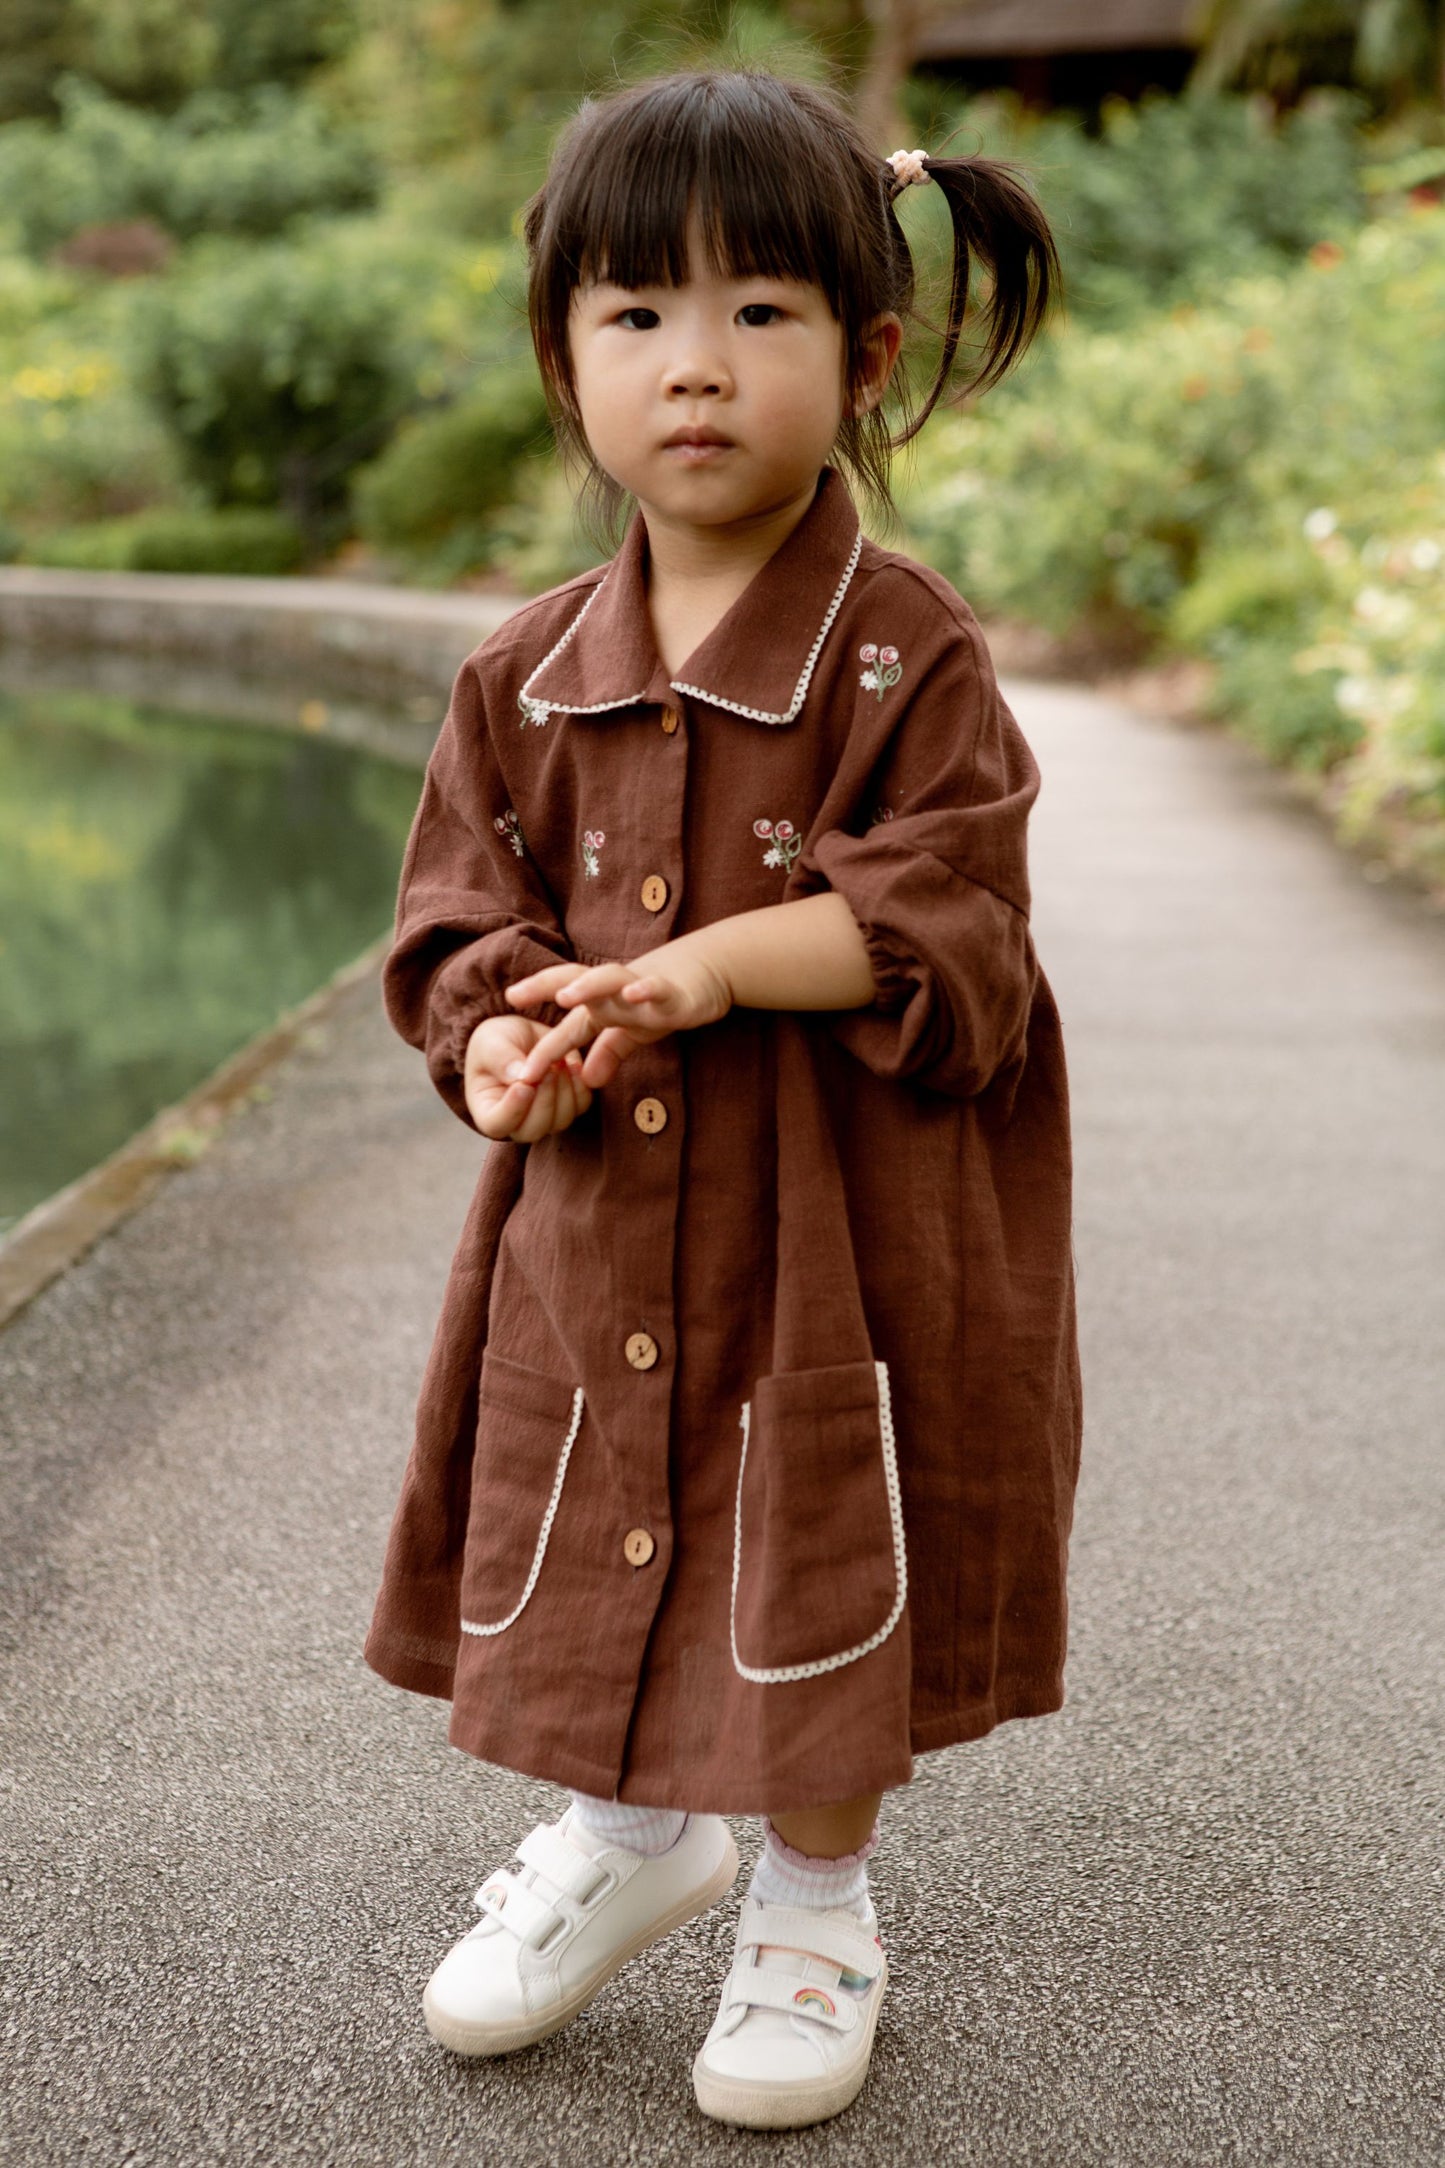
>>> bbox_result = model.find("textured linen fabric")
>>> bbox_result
[363,465,1084,1814]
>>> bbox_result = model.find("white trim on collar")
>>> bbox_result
[669,531,863,726]
[515,528,864,729]
[515,578,646,727]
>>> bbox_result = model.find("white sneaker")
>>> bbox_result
[422,1804,738,2056]
[692,1893,888,2128]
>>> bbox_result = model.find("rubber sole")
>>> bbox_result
[691,1952,888,2131]
[422,1829,740,2058]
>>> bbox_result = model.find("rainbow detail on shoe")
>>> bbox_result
[792,1986,837,2016]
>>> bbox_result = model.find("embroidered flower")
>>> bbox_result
[518,693,551,728]
[858,642,902,702]
[581,827,605,878]
[753,815,800,872]
[493,807,526,857]
[869,803,894,826]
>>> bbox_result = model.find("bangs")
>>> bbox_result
[557,91,857,312]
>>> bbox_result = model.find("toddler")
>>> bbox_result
[366,64,1082,2130]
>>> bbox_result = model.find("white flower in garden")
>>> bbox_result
[1410,537,1442,572]
[1303,508,1338,543]
[1334,676,1374,716]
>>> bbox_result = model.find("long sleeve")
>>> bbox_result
[792,622,1041,1102]
[382,652,576,1132]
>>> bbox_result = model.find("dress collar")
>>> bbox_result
[517,465,863,730]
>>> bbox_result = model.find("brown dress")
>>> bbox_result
[364,466,1083,1813]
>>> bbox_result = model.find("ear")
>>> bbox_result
[848,312,904,417]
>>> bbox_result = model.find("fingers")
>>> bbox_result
[473,1076,541,1139]
[472,1052,590,1139]
[505,962,593,1006]
[515,1055,592,1140]
[510,1007,596,1085]
[579,1026,642,1090]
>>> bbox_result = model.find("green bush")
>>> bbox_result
[123,223,437,528]
[904,85,1370,325]
[350,365,550,558]
[901,200,1445,842]
[22,505,306,573]
[0,75,378,257]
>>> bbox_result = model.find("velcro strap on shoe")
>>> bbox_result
[736,1905,882,1980]
[515,1824,612,1906]
[473,1872,558,1944]
[724,1964,859,2032]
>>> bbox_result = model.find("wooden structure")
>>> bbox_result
[915,1,1206,110]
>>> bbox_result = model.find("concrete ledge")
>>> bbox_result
[0,565,521,701]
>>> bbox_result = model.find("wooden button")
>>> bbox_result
[660,707,680,735]
[640,874,668,912]
[623,1527,656,1567]
[625,1330,659,1370]
[633,1097,667,1134]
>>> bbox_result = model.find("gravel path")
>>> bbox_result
[3,681,1442,2166]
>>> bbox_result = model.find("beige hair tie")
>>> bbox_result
[887,148,931,189]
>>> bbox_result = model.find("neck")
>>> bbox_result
[639,476,823,676]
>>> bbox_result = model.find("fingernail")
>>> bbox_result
[504,1062,527,1080]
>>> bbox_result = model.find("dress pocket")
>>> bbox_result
[459,1348,585,1640]
[730,1356,907,1684]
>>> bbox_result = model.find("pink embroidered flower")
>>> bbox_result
[859,641,903,702]
[870,803,894,826]
[581,827,605,878]
[493,807,525,857]
[754,813,801,873]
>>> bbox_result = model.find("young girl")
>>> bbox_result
[365,66,1082,2131]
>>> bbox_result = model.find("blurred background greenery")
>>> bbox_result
[1,0,1443,876]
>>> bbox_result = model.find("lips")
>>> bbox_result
[662,427,734,449]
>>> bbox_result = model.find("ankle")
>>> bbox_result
[747,1816,879,1919]
[565,1791,689,1858]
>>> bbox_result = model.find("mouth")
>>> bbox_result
[661,427,735,462]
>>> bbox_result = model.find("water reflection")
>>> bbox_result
[0,684,424,1232]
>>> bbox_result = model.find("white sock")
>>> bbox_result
[566,1790,688,1857]
[746,1817,879,1920]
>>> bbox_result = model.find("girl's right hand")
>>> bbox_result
[463,1016,593,1141]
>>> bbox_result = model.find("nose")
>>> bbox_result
[661,338,732,400]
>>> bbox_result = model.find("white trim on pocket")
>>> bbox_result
[460,1385,585,1639]
[728,1358,908,1685]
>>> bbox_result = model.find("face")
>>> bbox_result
[565,210,899,533]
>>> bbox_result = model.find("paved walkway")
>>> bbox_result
[3,683,1442,2166]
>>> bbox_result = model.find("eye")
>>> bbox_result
[614,306,659,330]
[738,303,784,327]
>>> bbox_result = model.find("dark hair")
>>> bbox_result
[522,66,1061,542]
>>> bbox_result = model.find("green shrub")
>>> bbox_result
[0,76,379,256]
[901,200,1445,845]
[123,224,436,527]
[904,84,1369,325]
[22,505,306,573]
[350,365,550,557]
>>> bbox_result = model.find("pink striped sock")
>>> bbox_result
[747,1816,880,1919]
[566,1791,688,1857]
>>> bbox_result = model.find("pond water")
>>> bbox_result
[0,682,426,1235]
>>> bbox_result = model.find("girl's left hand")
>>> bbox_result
[504,942,732,1090]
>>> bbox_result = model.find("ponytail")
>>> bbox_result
[884,152,1061,446]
